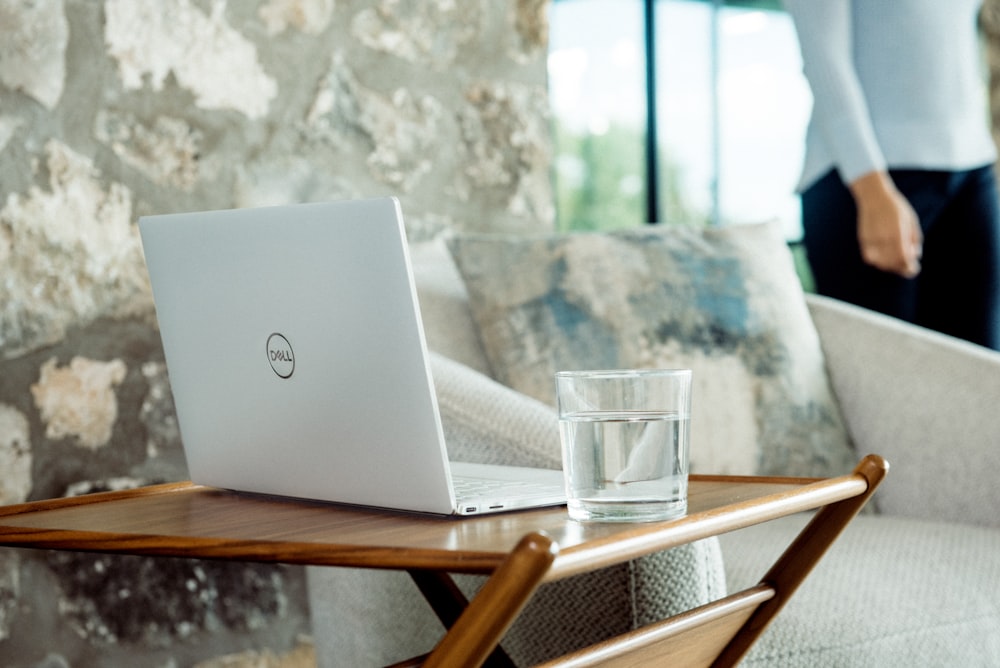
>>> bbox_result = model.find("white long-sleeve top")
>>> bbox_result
[783,0,996,190]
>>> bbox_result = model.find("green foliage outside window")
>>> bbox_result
[552,118,709,232]
[553,120,644,232]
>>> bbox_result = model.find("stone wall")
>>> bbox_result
[0,1,552,666]
[982,0,1000,151]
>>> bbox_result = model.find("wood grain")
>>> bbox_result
[0,456,888,668]
[0,474,858,575]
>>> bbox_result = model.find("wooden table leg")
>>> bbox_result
[420,531,559,668]
[712,454,889,667]
[409,570,516,668]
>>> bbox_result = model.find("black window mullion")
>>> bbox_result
[644,0,660,224]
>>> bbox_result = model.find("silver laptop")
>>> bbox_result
[138,197,565,516]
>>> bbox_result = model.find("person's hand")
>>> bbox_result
[849,171,923,278]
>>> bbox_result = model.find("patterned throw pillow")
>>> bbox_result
[448,222,856,477]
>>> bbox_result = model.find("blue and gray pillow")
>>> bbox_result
[448,221,856,478]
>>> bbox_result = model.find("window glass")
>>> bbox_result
[548,0,812,240]
[548,0,647,231]
[655,1,714,226]
[713,3,809,238]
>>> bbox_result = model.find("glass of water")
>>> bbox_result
[555,369,692,522]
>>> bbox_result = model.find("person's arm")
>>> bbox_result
[783,0,922,277]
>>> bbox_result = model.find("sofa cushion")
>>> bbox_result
[308,353,728,666]
[479,536,726,665]
[430,351,562,469]
[410,239,492,375]
[720,514,1000,666]
[429,352,729,664]
[308,536,727,667]
[448,222,855,477]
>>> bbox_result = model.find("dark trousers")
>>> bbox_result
[801,166,1000,351]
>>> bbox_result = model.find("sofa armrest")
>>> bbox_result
[806,294,1000,527]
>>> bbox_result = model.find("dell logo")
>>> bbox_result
[266,333,295,378]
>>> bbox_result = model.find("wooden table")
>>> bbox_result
[0,454,887,668]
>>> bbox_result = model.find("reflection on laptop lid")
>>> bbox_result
[138,197,564,516]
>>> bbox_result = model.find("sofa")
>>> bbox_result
[308,222,1000,667]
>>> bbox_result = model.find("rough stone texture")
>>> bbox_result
[94,111,204,191]
[31,356,127,449]
[350,0,479,68]
[513,0,549,62]
[45,550,293,646]
[0,404,31,505]
[259,0,333,36]
[459,81,553,222]
[0,0,550,665]
[0,115,23,152]
[0,550,18,643]
[983,0,1000,150]
[104,0,278,119]
[0,140,149,360]
[305,54,448,192]
[0,0,69,110]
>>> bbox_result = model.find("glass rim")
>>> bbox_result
[554,368,691,379]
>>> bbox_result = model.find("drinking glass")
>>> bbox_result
[555,369,692,522]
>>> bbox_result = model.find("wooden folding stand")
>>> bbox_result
[0,454,887,667]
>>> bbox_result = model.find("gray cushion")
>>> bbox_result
[720,514,1000,666]
[435,351,728,666]
[309,539,727,668]
[486,537,725,665]
[448,222,855,478]
[430,351,562,469]
[309,353,729,666]
[410,239,492,374]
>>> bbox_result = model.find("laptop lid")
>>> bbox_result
[139,198,461,514]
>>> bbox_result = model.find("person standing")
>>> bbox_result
[783,0,1000,350]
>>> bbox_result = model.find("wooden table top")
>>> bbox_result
[0,473,868,580]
